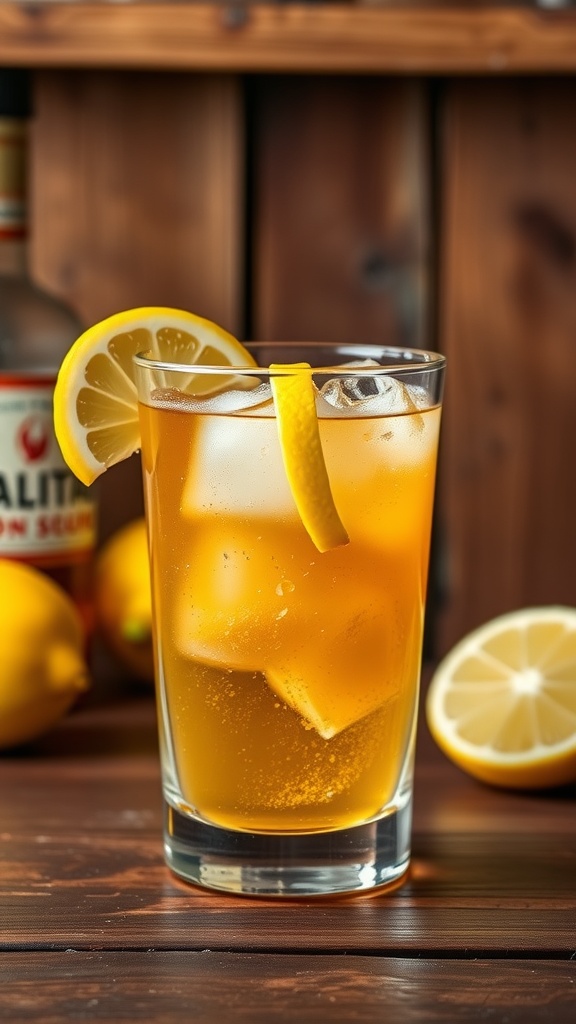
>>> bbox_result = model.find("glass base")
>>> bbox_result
[164,798,412,897]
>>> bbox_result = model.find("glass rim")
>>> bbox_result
[133,342,446,376]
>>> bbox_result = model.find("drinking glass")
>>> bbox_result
[134,342,445,896]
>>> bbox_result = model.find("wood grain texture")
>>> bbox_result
[31,70,243,334]
[252,76,428,347]
[29,69,243,540]
[1,700,575,955]
[1,4,576,74]
[2,953,576,1023]
[438,77,576,652]
[2,829,575,953]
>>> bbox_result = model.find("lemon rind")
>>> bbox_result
[270,363,349,554]
[54,307,255,486]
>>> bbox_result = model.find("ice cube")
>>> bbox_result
[150,381,272,415]
[320,360,385,404]
[264,597,401,739]
[317,373,421,418]
[182,412,297,520]
[406,384,430,410]
[174,523,313,671]
[173,524,397,737]
[201,382,273,414]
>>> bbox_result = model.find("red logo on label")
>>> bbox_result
[17,416,50,463]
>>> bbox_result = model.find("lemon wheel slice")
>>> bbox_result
[54,307,256,486]
[270,363,349,554]
[426,607,576,789]
[55,309,348,554]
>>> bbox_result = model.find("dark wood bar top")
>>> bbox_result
[1,687,575,1021]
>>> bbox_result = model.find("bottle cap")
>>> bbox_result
[0,68,31,118]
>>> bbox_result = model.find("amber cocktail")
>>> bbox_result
[135,343,445,896]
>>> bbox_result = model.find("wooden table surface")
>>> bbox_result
[1,684,575,1023]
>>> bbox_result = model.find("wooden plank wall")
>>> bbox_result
[439,78,576,653]
[251,76,428,348]
[25,68,576,657]
[31,71,244,540]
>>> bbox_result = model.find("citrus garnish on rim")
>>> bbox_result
[426,607,576,790]
[53,308,348,552]
[53,307,256,487]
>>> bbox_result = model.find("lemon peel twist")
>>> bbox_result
[270,362,349,554]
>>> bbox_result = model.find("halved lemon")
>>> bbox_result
[270,364,349,554]
[426,607,576,790]
[53,307,256,487]
[53,308,348,553]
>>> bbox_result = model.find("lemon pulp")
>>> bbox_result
[54,311,349,552]
[426,607,576,789]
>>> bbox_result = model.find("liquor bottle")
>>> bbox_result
[0,68,96,634]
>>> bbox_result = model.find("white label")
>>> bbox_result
[0,381,96,557]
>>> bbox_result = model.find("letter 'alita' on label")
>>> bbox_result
[0,381,96,557]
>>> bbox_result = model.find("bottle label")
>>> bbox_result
[0,119,26,240]
[0,378,96,559]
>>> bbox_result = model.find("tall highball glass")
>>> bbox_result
[134,342,445,897]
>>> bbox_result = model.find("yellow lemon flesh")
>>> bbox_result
[270,364,348,553]
[426,607,576,789]
[0,561,89,750]
[54,308,349,553]
[54,306,256,487]
[95,517,153,682]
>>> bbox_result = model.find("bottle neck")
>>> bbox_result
[0,115,29,277]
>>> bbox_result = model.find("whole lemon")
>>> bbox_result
[0,560,90,750]
[95,517,154,682]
